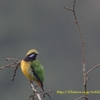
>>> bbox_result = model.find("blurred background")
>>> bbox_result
[0,0,100,100]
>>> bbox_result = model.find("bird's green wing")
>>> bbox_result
[31,60,44,90]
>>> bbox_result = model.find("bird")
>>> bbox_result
[20,49,44,92]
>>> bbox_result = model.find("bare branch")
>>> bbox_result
[11,62,20,81]
[0,62,20,70]
[63,7,73,12]
[41,90,55,100]
[64,0,85,64]
[29,81,42,100]
[29,81,52,100]
[0,58,20,80]
[86,64,100,75]
[6,58,20,62]
[64,0,88,100]
[75,95,86,100]
[0,58,20,70]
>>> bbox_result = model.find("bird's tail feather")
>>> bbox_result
[37,81,44,92]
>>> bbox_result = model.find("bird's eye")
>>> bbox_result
[29,54,35,58]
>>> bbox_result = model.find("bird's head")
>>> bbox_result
[24,49,39,61]
[26,49,39,56]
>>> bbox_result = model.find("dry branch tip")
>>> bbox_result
[63,7,73,12]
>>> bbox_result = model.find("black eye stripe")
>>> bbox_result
[24,53,37,61]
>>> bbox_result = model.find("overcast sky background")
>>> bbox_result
[0,0,100,100]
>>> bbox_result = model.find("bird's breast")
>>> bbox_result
[21,60,35,81]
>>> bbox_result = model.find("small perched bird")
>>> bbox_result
[20,49,44,92]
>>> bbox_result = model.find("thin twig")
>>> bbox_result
[63,7,73,12]
[11,62,20,81]
[6,58,20,62]
[86,64,100,75]
[64,0,87,100]
[28,94,36,100]
[29,81,42,100]
[64,0,85,64]
[0,58,20,80]
[41,90,55,100]
[0,62,19,70]
[75,95,86,100]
